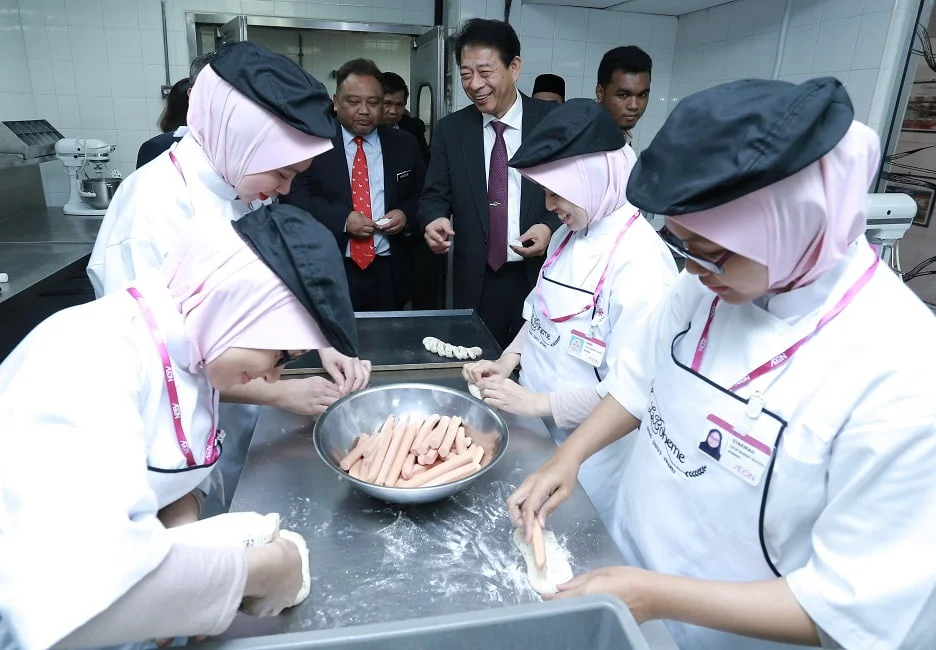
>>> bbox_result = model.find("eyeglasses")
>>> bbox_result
[275,350,303,368]
[658,227,730,275]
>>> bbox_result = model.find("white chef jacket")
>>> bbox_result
[607,239,936,649]
[518,206,677,523]
[87,133,253,298]
[0,275,219,650]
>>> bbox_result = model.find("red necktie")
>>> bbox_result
[350,136,375,270]
[487,121,508,271]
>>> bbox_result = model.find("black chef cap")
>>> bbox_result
[532,74,566,100]
[210,41,336,138]
[509,98,627,169]
[627,77,854,215]
[232,204,359,358]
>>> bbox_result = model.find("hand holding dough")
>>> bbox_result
[512,527,573,596]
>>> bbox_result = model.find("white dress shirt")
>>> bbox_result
[481,92,523,264]
[342,126,389,257]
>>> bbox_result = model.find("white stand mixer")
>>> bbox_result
[55,138,121,216]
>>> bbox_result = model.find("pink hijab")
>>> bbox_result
[187,65,333,190]
[518,146,638,225]
[669,121,880,290]
[161,218,328,372]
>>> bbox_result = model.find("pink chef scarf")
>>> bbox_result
[518,146,638,225]
[187,65,333,190]
[161,218,329,372]
[668,121,880,291]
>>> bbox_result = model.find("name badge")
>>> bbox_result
[396,169,411,181]
[568,329,606,367]
[699,414,777,486]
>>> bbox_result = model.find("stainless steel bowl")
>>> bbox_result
[80,177,122,209]
[313,383,508,504]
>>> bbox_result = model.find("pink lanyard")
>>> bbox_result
[537,210,640,323]
[169,151,186,185]
[691,257,879,391]
[127,287,219,467]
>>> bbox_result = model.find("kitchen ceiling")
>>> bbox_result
[522,0,737,14]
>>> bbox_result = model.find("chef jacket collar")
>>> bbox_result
[627,77,853,216]
[482,90,522,132]
[232,204,359,357]
[172,133,238,203]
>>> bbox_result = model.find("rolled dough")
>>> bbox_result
[467,383,482,399]
[512,527,573,595]
[280,529,311,607]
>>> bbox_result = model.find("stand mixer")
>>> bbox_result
[55,138,122,216]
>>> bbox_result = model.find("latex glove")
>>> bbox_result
[506,451,581,543]
[274,376,341,416]
[241,536,305,616]
[424,217,454,253]
[510,224,552,258]
[462,352,520,386]
[319,347,372,395]
[478,377,549,418]
[377,209,407,235]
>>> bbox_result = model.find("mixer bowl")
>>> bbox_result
[313,383,509,505]
[80,177,122,209]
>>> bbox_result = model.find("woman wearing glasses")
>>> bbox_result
[463,99,677,526]
[0,204,357,649]
[509,79,936,649]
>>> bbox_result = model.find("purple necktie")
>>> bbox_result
[487,120,508,271]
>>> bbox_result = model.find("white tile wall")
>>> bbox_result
[6,0,434,205]
[672,0,904,129]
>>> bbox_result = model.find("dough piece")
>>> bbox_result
[279,529,311,607]
[512,527,573,596]
[375,217,392,226]
[422,336,484,360]
[467,383,482,399]
[509,239,523,249]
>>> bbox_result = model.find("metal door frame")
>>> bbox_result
[186,13,432,58]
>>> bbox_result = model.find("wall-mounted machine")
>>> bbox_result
[865,192,917,273]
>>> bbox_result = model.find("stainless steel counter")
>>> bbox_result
[0,206,100,244]
[223,365,677,649]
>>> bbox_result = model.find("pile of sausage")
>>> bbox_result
[339,414,487,488]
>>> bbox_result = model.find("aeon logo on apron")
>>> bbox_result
[646,388,707,479]
[529,312,561,348]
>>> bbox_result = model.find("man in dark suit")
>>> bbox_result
[381,72,430,165]
[418,19,560,347]
[283,59,425,311]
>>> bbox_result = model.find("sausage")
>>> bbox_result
[422,461,480,487]
[437,416,462,459]
[348,456,364,480]
[365,415,397,483]
[454,426,468,455]
[375,414,410,486]
[339,433,371,471]
[383,416,422,486]
[398,450,477,488]
[401,453,417,480]
[417,449,438,466]
[423,415,451,452]
[531,517,547,571]
[411,413,441,453]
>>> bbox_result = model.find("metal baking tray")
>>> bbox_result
[203,595,651,650]
[283,310,502,374]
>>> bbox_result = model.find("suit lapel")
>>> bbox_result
[377,127,396,211]
[334,132,353,205]
[518,94,536,230]
[461,108,489,236]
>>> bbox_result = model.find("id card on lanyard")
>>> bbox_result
[537,210,640,366]
[689,257,879,486]
[127,287,220,467]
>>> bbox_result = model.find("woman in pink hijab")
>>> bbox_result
[89,42,370,419]
[510,79,936,650]
[464,100,677,527]
[0,204,355,648]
